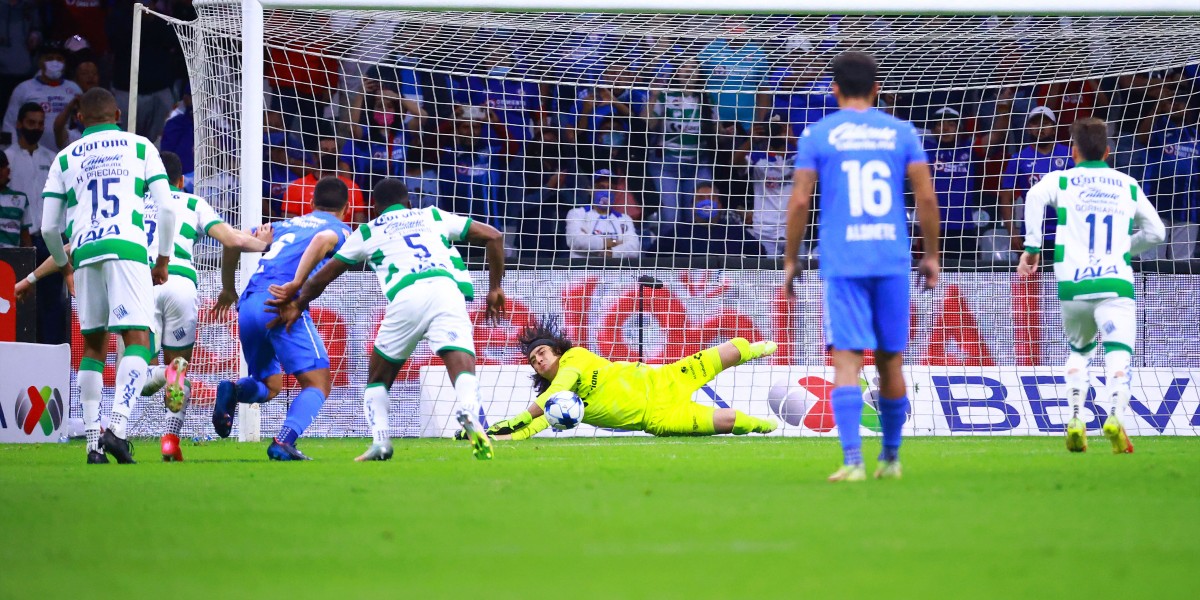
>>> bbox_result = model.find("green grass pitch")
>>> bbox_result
[1,437,1197,600]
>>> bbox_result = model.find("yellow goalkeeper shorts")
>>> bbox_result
[642,346,724,436]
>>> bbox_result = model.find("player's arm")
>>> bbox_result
[1130,184,1166,256]
[272,229,341,299]
[463,219,507,322]
[908,160,940,289]
[40,161,70,269]
[609,218,641,259]
[485,370,581,441]
[145,149,177,284]
[207,222,270,253]
[564,208,606,254]
[14,244,73,300]
[783,167,816,299]
[1018,176,1055,276]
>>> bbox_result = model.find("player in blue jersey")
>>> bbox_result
[212,176,352,461]
[782,51,941,482]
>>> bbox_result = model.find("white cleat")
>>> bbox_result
[456,410,493,460]
[828,464,867,483]
[874,460,902,480]
[355,442,394,462]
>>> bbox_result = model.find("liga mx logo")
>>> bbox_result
[15,386,64,436]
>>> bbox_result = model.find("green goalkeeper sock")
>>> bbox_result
[732,411,777,435]
[730,338,752,366]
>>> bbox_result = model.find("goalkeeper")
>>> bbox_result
[474,317,778,440]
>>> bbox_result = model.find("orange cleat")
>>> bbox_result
[161,434,184,462]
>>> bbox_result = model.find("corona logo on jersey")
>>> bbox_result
[11,386,64,436]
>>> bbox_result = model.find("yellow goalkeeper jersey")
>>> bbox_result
[535,347,650,431]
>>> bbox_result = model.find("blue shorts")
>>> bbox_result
[823,275,910,353]
[238,292,330,381]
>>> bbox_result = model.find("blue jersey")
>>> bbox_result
[1000,144,1073,195]
[795,107,926,278]
[924,137,977,231]
[242,211,350,299]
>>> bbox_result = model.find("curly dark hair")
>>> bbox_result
[519,315,574,394]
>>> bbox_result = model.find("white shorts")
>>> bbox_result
[152,276,199,352]
[74,259,155,334]
[1061,297,1136,355]
[373,277,475,364]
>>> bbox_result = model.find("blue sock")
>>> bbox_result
[878,395,909,462]
[278,387,326,444]
[235,377,269,404]
[831,386,864,466]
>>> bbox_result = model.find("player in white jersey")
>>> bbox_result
[39,88,179,464]
[268,179,507,461]
[1019,117,1165,454]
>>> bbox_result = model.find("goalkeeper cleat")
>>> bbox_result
[754,417,778,434]
[1102,415,1134,454]
[267,439,312,461]
[213,380,236,439]
[456,410,493,461]
[1065,416,1088,453]
[874,460,903,480]
[748,340,778,361]
[161,434,184,462]
[355,443,394,462]
[164,357,189,413]
[87,450,109,464]
[100,430,136,464]
[828,464,866,483]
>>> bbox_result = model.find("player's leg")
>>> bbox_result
[154,279,198,461]
[140,285,170,397]
[267,307,333,461]
[213,293,282,438]
[1097,297,1136,454]
[99,260,157,464]
[355,350,405,462]
[73,264,110,463]
[1060,300,1100,453]
[871,274,912,479]
[824,276,873,482]
[427,287,492,460]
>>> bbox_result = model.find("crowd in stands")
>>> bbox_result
[2,4,1199,276]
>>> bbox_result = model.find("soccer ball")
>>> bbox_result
[544,391,584,431]
[767,379,809,427]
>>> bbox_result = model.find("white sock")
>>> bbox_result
[164,381,191,437]
[1104,349,1133,420]
[453,372,480,421]
[1064,350,1093,419]
[142,365,168,396]
[363,384,390,445]
[79,368,103,453]
[111,354,149,439]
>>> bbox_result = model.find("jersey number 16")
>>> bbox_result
[841,160,893,217]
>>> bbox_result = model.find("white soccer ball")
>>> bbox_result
[544,391,585,431]
[767,379,809,427]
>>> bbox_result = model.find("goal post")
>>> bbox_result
[138,1,1200,440]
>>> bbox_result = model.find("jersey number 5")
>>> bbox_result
[841,159,893,217]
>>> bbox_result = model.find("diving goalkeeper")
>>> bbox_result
[474,317,779,440]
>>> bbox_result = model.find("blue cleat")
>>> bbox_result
[213,381,237,439]
[267,439,312,461]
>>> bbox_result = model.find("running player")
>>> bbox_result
[1019,117,1165,454]
[782,51,941,482]
[267,179,506,461]
[212,176,351,461]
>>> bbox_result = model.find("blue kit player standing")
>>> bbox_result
[212,176,352,460]
[782,51,941,482]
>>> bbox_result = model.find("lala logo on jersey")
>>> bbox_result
[12,386,64,436]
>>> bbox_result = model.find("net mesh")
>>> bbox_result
[106,5,1200,439]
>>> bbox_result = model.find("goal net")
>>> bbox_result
[110,3,1200,439]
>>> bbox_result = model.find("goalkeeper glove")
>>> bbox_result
[453,411,534,440]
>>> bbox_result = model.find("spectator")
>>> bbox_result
[159,85,194,177]
[438,105,501,226]
[1034,78,1109,138]
[516,126,580,257]
[697,22,768,133]
[0,0,39,107]
[342,81,424,192]
[760,35,837,137]
[281,151,367,225]
[52,57,100,149]
[654,183,758,259]
[108,0,184,142]
[924,107,980,256]
[264,13,340,151]
[4,102,64,344]
[47,0,109,56]
[402,162,439,209]
[595,167,642,222]
[1139,93,1198,260]
[0,152,33,248]
[999,106,1074,251]
[566,64,647,170]
[565,175,641,260]
[739,119,796,256]
[2,41,81,152]
[648,59,713,237]
[263,110,307,218]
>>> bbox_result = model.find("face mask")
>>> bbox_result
[593,190,612,207]
[694,199,717,220]
[43,60,65,80]
[18,128,43,145]
[372,112,396,128]
[599,132,626,147]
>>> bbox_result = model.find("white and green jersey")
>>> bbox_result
[144,186,223,285]
[654,90,703,161]
[0,186,31,248]
[41,124,168,268]
[333,204,474,301]
[1023,161,1166,301]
